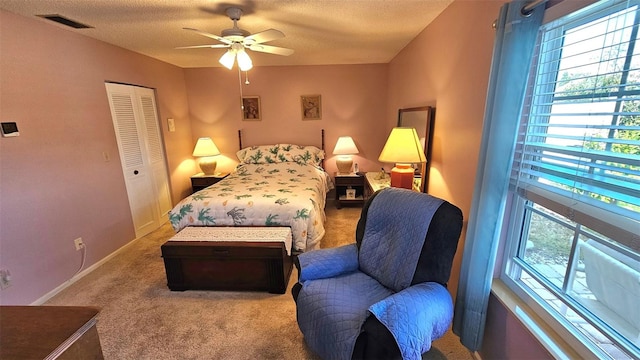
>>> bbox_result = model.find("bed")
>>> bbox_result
[168,133,333,253]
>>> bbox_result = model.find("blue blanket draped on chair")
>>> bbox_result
[293,188,463,360]
[359,190,442,292]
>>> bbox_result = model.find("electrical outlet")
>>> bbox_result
[74,237,84,251]
[0,269,12,290]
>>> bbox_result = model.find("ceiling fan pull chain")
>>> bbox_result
[245,71,250,85]
[238,66,244,112]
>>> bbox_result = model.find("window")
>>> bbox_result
[501,1,640,359]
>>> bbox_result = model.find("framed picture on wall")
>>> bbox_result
[242,96,261,121]
[301,95,322,120]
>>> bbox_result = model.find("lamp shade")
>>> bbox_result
[332,136,359,155]
[378,128,426,189]
[378,128,426,164]
[192,137,220,157]
[193,137,221,175]
[236,49,253,71]
[219,50,236,70]
[219,43,253,71]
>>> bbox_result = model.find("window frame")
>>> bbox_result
[499,1,640,358]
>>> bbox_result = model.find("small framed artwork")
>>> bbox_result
[242,96,261,121]
[301,95,322,120]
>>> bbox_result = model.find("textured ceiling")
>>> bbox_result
[0,0,454,68]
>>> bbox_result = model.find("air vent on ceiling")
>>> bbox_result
[37,14,93,29]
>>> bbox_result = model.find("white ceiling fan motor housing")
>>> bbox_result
[222,7,250,41]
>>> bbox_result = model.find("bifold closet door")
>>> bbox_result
[105,83,171,238]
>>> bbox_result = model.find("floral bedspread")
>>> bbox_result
[169,162,332,252]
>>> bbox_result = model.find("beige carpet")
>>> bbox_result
[45,202,473,360]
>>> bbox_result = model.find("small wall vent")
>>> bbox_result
[37,14,93,29]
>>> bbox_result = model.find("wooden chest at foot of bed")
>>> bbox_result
[161,227,293,294]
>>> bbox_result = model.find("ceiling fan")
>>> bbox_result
[177,7,294,71]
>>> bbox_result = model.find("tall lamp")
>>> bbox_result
[378,128,426,189]
[333,136,359,174]
[192,137,221,175]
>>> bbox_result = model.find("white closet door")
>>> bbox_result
[138,91,172,216]
[105,83,170,238]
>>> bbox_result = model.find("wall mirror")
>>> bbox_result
[398,106,435,193]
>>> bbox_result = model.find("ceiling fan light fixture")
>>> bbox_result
[180,7,291,69]
[237,49,253,71]
[219,49,236,69]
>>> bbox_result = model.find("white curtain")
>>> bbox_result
[452,0,544,351]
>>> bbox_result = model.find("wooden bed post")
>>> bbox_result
[238,129,243,150]
[321,129,325,169]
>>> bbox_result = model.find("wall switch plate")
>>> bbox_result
[167,118,175,132]
[1,122,19,137]
[0,269,11,290]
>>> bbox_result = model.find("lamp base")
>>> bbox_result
[198,157,218,175]
[390,164,414,189]
[335,157,353,174]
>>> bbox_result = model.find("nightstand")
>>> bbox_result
[191,173,228,193]
[334,172,365,209]
[364,171,390,199]
[364,172,422,197]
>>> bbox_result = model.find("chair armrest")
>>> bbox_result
[367,282,453,359]
[297,244,358,282]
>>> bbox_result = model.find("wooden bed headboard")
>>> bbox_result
[237,129,326,168]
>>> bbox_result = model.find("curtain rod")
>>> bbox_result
[521,0,548,16]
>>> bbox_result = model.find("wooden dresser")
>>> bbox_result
[0,306,104,359]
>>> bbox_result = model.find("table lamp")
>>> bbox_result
[192,137,221,175]
[333,136,359,174]
[378,128,426,189]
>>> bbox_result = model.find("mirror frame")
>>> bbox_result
[397,106,435,193]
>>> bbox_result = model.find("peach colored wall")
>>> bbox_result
[0,10,194,304]
[388,0,503,299]
[481,293,553,359]
[183,65,389,176]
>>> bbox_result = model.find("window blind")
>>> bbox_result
[512,1,640,247]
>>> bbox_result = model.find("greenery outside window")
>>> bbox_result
[501,1,640,359]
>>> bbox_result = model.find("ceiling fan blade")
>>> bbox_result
[247,43,294,56]
[175,44,230,50]
[183,27,232,45]
[244,29,285,44]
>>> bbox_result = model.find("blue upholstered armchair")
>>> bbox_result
[292,188,463,360]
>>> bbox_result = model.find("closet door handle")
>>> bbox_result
[134,170,139,175]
